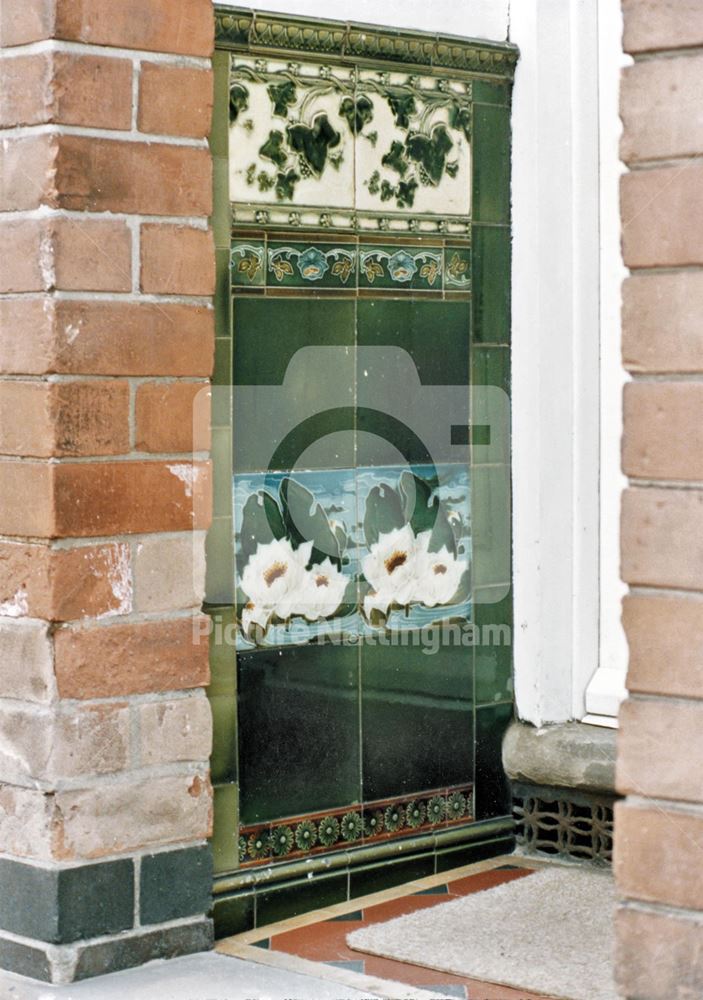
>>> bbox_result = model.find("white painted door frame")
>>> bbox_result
[511,0,628,727]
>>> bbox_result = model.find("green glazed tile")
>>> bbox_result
[213,888,255,938]
[211,426,232,518]
[472,346,510,466]
[357,298,470,467]
[233,297,355,472]
[474,702,514,821]
[214,250,232,339]
[444,246,472,291]
[348,854,435,899]
[473,104,511,225]
[358,245,443,292]
[210,51,231,160]
[435,834,515,873]
[267,242,357,289]
[205,518,235,605]
[237,642,361,825]
[255,872,349,927]
[211,784,240,876]
[212,157,231,251]
[473,586,514,706]
[208,606,238,785]
[472,225,511,345]
[361,636,473,801]
[231,240,265,287]
[472,79,511,106]
[471,465,511,588]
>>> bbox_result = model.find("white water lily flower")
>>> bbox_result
[362,524,419,611]
[241,601,273,640]
[295,559,348,621]
[241,538,313,625]
[362,585,395,621]
[413,530,468,607]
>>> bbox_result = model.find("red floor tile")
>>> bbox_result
[266,864,551,1000]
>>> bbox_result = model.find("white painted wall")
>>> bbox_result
[214,0,510,42]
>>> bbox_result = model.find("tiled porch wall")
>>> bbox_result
[616,1,703,995]
[0,0,216,984]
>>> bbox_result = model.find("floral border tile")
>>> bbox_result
[231,239,266,286]
[267,241,356,288]
[358,244,442,291]
[238,783,475,865]
[444,246,472,290]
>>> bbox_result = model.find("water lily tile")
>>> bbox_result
[354,68,472,223]
[229,56,355,213]
[356,463,471,634]
[233,468,359,650]
[267,241,357,289]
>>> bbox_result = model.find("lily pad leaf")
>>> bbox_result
[259,130,288,169]
[405,124,454,186]
[363,484,405,549]
[240,490,286,560]
[267,80,297,118]
[340,95,374,134]
[429,504,457,556]
[287,113,341,176]
[387,92,417,128]
[280,478,341,566]
[230,82,249,123]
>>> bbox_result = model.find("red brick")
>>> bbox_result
[140,225,216,296]
[622,165,703,268]
[55,0,214,56]
[623,381,703,480]
[52,772,212,861]
[617,697,703,802]
[623,593,703,699]
[0,540,132,622]
[621,56,703,163]
[139,64,213,138]
[0,0,55,47]
[623,272,703,373]
[55,135,212,216]
[615,800,703,910]
[0,299,214,377]
[1,0,214,55]
[0,53,51,127]
[622,0,703,54]
[53,459,212,537]
[0,459,210,538]
[0,219,132,294]
[135,382,211,453]
[0,52,132,129]
[621,487,703,590]
[0,380,130,457]
[0,461,53,536]
[54,617,211,699]
[616,905,703,1000]
[0,135,57,212]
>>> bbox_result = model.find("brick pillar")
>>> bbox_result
[0,0,215,984]
[616,2,703,996]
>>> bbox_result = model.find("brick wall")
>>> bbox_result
[0,0,215,984]
[617,2,703,996]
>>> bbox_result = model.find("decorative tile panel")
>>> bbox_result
[229,55,477,234]
[230,236,470,294]
[233,464,471,650]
